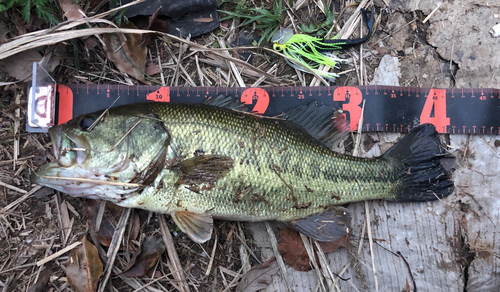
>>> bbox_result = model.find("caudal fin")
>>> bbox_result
[383,124,454,202]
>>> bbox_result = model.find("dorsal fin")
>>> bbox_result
[203,94,252,112]
[281,101,350,148]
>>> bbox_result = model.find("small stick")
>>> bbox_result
[99,208,131,292]
[95,200,106,232]
[0,185,42,214]
[365,201,378,292]
[37,176,142,187]
[423,3,443,23]
[299,233,327,291]
[87,95,121,132]
[251,64,277,87]
[158,214,189,292]
[0,181,27,194]
[205,234,217,276]
[218,38,245,87]
[195,54,204,87]
[265,222,292,292]
[36,241,81,266]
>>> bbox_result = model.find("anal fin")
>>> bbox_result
[171,211,213,243]
[285,207,351,242]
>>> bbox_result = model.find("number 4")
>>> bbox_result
[420,89,450,133]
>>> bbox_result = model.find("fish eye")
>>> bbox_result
[79,115,96,131]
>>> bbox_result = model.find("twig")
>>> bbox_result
[36,241,81,266]
[205,234,217,276]
[251,64,278,87]
[299,234,327,292]
[422,3,443,23]
[0,185,42,214]
[237,223,251,273]
[218,38,245,87]
[36,176,141,187]
[397,251,417,292]
[364,202,378,292]
[264,222,292,292]
[0,181,28,194]
[99,208,131,292]
[195,54,204,87]
[158,215,189,292]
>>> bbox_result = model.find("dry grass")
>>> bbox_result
[0,0,385,291]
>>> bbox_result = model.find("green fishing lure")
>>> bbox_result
[272,7,375,81]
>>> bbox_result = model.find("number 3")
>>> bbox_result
[333,87,362,131]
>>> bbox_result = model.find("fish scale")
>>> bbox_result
[129,102,399,221]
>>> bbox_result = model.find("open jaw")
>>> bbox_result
[31,127,168,202]
[30,162,142,201]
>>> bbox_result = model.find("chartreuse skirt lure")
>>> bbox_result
[272,7,375,81]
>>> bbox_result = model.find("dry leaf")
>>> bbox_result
[277,228,350,271]
[84,37,99,50]
[87,200,140,249]
[277,228,312,271]
[317,233,350,254]
[145,62,162,76]
[28,262,53,292]
[122,236,166,277]
[236,258,279,292]
[58,0,83,21]
[66,236,103,292]
[0,49,41,80]
[102,22,147,83]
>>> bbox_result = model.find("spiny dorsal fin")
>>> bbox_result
[281,101,350,148]
[171,211,213,243]
[203,94,252,112]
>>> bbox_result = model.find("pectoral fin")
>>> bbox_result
[286,206,351,242]
[176,155,234,185]
[171,211,213,243]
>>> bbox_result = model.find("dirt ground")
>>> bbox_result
[0,0,499,291]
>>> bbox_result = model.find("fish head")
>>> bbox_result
[31,105,170,202]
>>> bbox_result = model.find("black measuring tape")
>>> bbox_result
[54,84,500,135]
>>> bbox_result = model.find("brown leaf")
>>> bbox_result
[277,228,312,271]
[236,258,279,292]
[121,236,166,277]
[84,37,99,50]
[87,200,139,249]
[277,228,350,271]
[58,0,83,21]
[0,49,41,80]
[102,22,147,83]
[145,62,162,76]
[28,262,53,292]
[66,236,103,292]
[317,233,350,254]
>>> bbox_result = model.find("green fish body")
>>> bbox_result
[32,97,454,243]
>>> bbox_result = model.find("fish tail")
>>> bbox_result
[383,124,454,202]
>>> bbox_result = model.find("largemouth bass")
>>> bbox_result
[32,96,454,243]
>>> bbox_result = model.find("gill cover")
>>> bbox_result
[32,104,170,202]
